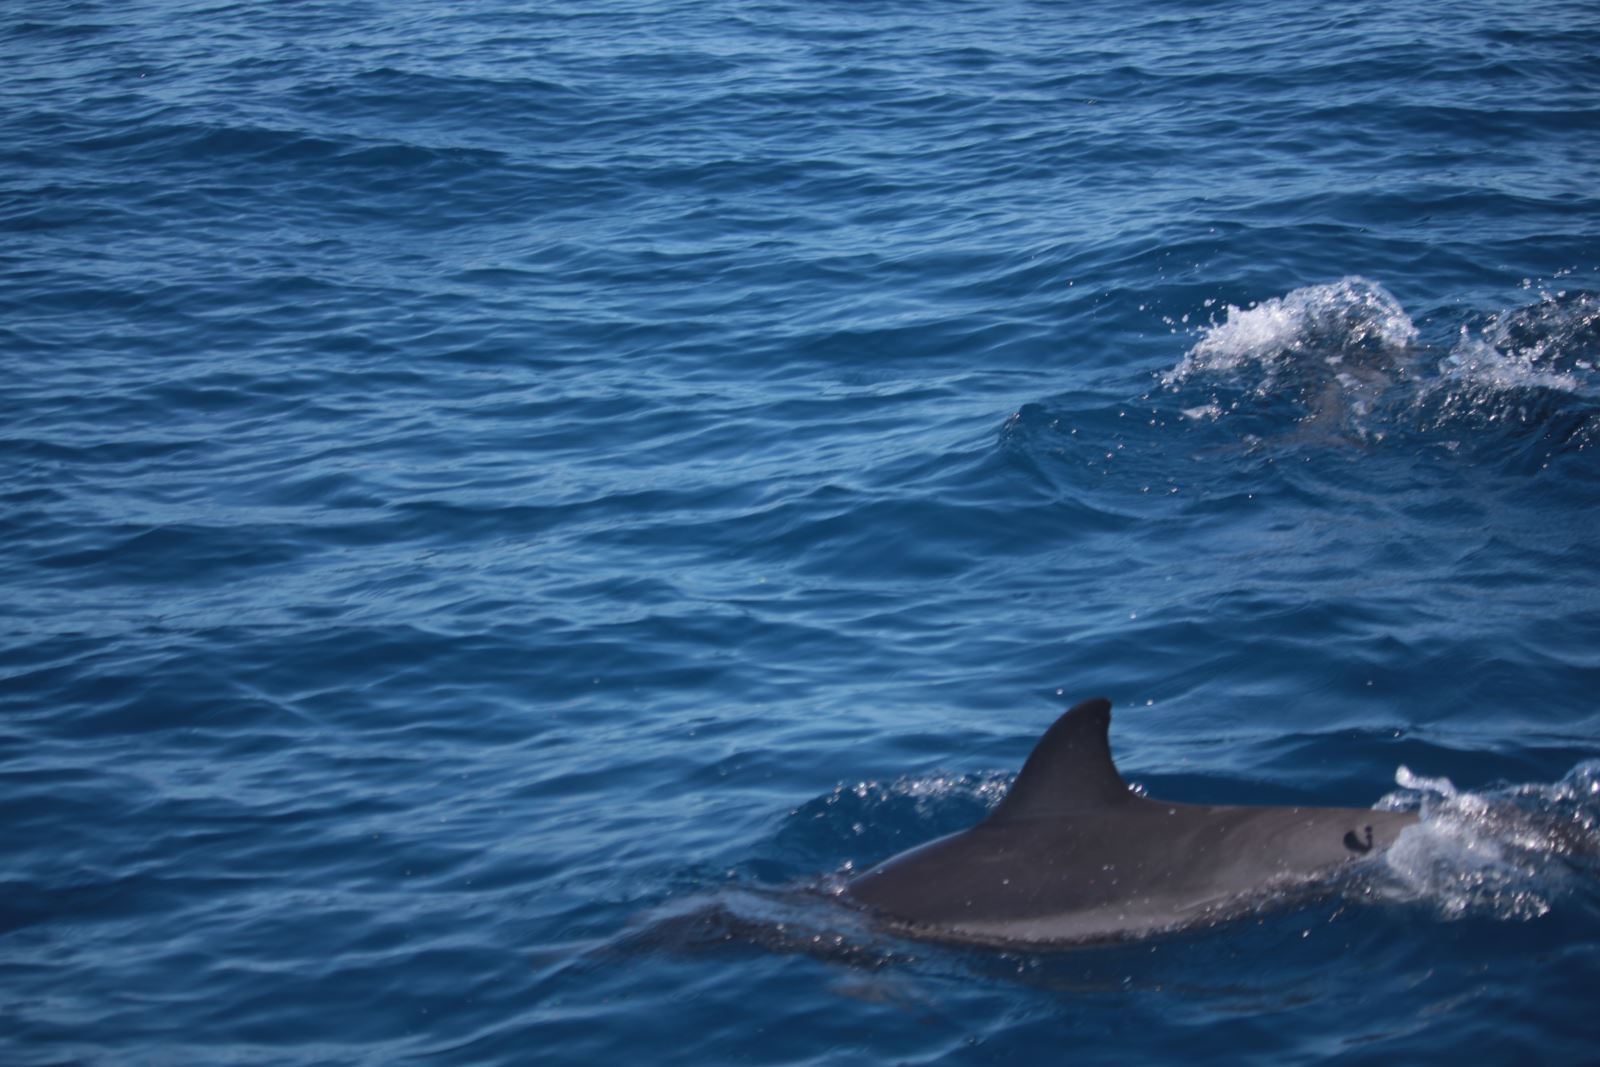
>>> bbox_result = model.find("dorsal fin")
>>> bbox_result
[988,698,1133,821]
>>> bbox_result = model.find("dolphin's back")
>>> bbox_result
[843,699,1418,946]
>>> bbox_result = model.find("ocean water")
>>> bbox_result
[4,0,1600,1062]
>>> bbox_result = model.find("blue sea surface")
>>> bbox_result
[4,0,1600,1062]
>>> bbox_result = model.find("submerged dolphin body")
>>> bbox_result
[843,698,1418,947]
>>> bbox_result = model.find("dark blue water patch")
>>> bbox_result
[30,522,303,584]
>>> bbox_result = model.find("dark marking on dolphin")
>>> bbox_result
[1344,826,1375,854]
[842,698,1418,947]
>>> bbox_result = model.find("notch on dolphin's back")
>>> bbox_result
[839,697,1419,948]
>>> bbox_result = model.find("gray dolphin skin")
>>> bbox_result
[843,698,1418,947]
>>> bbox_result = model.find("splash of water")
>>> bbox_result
[1371,761,1600,921]
[1439,289,1600,398]
[1161,277,1600,452]
[1166,277,1419,387]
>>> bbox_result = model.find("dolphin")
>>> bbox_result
[842,698,1418,947]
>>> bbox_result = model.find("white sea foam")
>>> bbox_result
[1437,290,1600,398]
[1163,279,1600,453]
[1166,277,1419,386]
[1371,761,1600,922]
